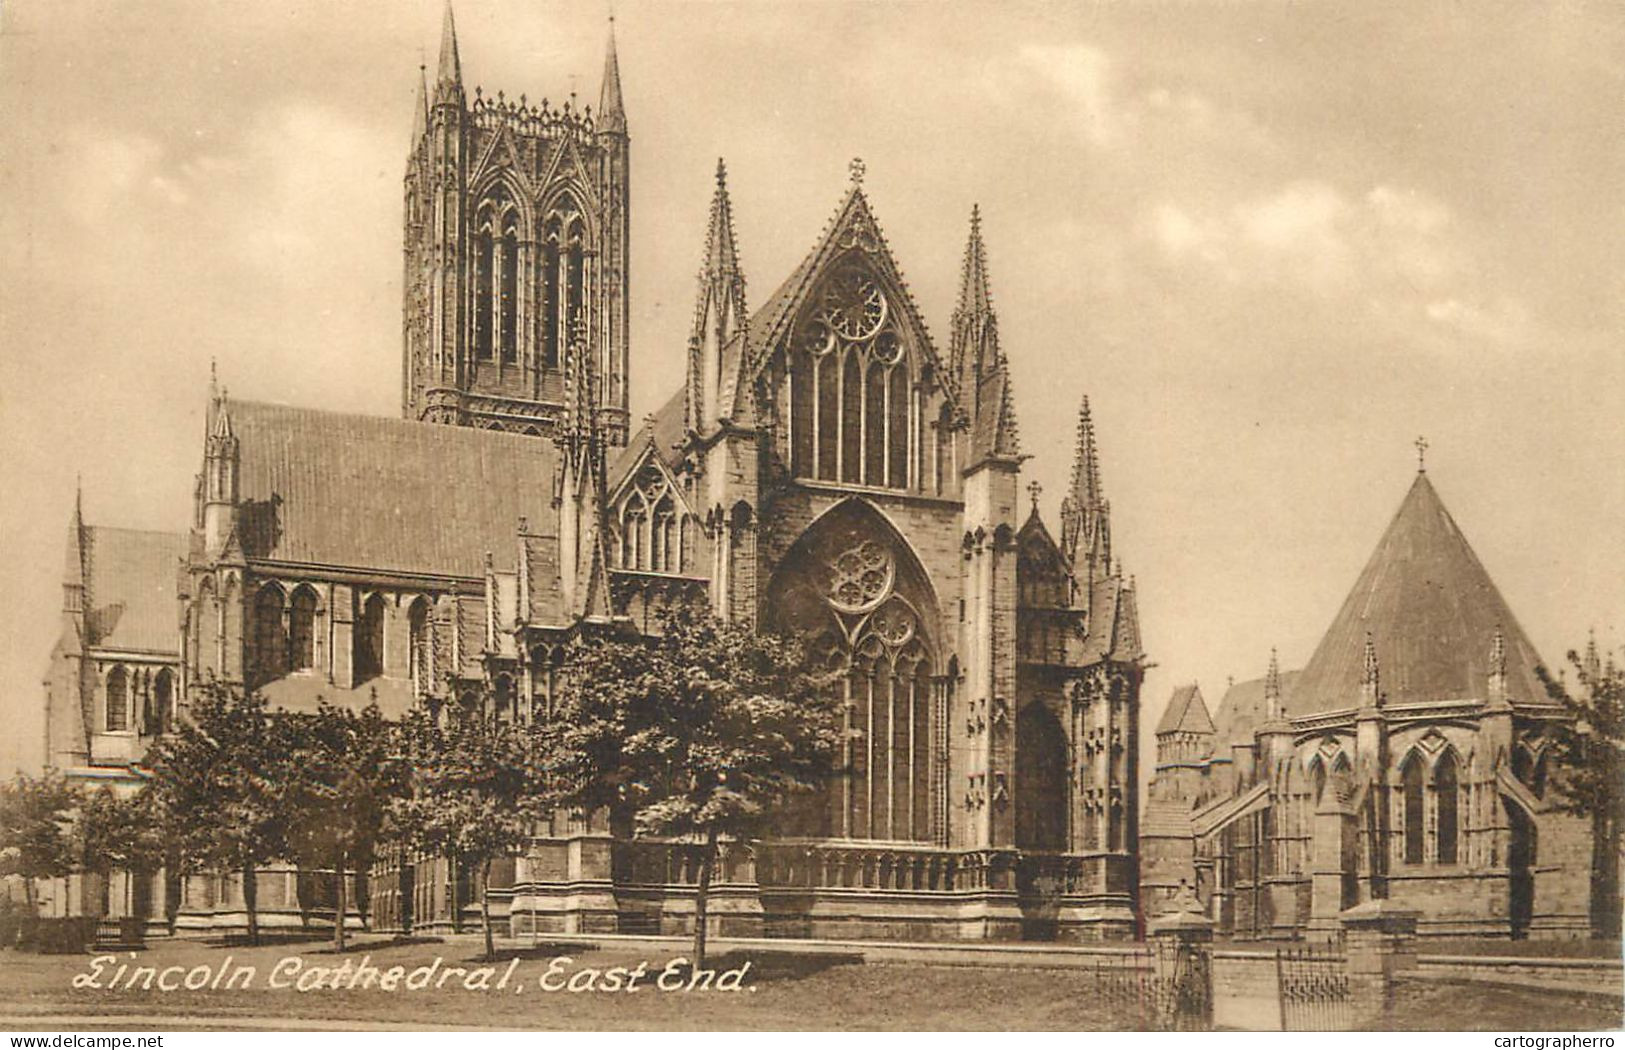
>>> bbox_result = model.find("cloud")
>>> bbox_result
[58,129,175,225]
[1143,179,1526,343]
[997,43,1119,146]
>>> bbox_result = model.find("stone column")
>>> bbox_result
[1149,902,1215,1030]
[1309,792,1356,933]
[1340,899,1418,1025]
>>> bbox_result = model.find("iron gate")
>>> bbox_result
[1276,944,1353,1031]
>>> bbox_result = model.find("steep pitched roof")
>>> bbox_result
[1291,472,1547,713]
[82,527,187,654]
[1156,684,1214,736]
[227,399,558,579]
[609,386,686,487]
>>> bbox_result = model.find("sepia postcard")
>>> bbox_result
[0,0,1620,1039]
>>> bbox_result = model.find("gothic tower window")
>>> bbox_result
[474,223,494,361]
[252,584,286,685]
[499,212,519,365]
[1436,750,1460,865]
[288,586,318,672]
[789,262,920,490]
[355,592,386,684]
[195,577,217,675]
[105,666,128,732]
[1401,752,1425,864]
[764,500,939,842]
[542,218,561,367]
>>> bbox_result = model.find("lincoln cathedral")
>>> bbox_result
[41,7,1148,941]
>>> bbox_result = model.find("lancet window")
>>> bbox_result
[541,196,587,370]
[472,187,520,365]
[612,464,691,575]
[788,261,925,490]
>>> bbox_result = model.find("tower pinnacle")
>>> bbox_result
[598,16,626,133]
[435,1,463,104]
[1061,394,1110,570]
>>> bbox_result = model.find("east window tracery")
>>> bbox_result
[787,261,923,490]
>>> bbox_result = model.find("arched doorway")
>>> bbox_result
[763,499,941,842]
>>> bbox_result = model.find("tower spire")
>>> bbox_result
[598,15,626,134]
[435,1,463,104]
[410,63,429,146]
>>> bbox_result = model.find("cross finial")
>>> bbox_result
[849,157,866,184]
[1414,435,1429,473]
[1027,479,1042,512]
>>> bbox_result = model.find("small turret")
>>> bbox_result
[203,390,240,557]
[1360,632,1381,709]
[1487,624,1509,708]
[1264,647,1284,722]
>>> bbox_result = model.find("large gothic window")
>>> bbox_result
[407,597,431,694]
[765,501,939,842]
[540,197,587,371]
[1435,751,1459,865]
[1401,753,1425,865]
[105,666,129,732]
[288,586,318,671]
[612,464,690,575]
[252,584,286,685]
[472,188,519,366]
[354,593,386,684]
[151,669,173,736]
[787,261,922,490]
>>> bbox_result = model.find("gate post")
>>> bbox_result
[1339,899,1418,1025]
[1149,893,1214,1029]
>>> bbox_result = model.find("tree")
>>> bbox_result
[0,772,80,915]
[144,680,295,946]
[1540,639,1624,939]
[284,699,405,950]
[393,702,538,960]
[537,603,842,967]
[74,785,164,918]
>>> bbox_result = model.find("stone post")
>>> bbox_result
[1340,899,1418,1025]
[1150,893,1215,1030]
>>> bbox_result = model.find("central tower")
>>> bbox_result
[403,5,630,444]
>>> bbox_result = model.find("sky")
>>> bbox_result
[1,0,1621,778]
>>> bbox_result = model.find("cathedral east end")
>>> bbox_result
[41,8,1145,942]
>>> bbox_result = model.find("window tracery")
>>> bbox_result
[767,508,939,842]
[612,463,691,575]
[787,261,922,490]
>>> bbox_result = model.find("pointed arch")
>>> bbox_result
[151,668,173,735]
[765,498,942,841]
[105,665,129,732]
[288,585,319,672]
[251,582,287,685]
[1400,750,1425,865]
[354,592,386,684]
[407,596,431,693]
[1435,748,1460,865]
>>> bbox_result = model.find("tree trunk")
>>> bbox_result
[692,826,720,970]
[450,855,462,935]
[243,856,260,947]
[22,871,37,915]
[333,848,348,951]
[479,858,494,961]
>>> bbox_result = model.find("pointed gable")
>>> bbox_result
[744,174,945,386]
[1291,472,1548,713]
[1156,684,1215,736]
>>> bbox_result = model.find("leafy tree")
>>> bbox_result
[284,699,405,950]
[0,772,80,915]
[538,603,842,967]
[1540,640,1624,939]
[144,680,294,945]
[74,785,164,917]
[393,702,538,960]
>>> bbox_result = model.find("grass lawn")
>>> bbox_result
[0,935,1144,1031]
[1381,978,1623,1031]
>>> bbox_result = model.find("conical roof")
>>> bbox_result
[1291,472,1547,714]
[1156,684,1214,735]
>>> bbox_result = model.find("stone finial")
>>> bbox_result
[1414,435,1429,473]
